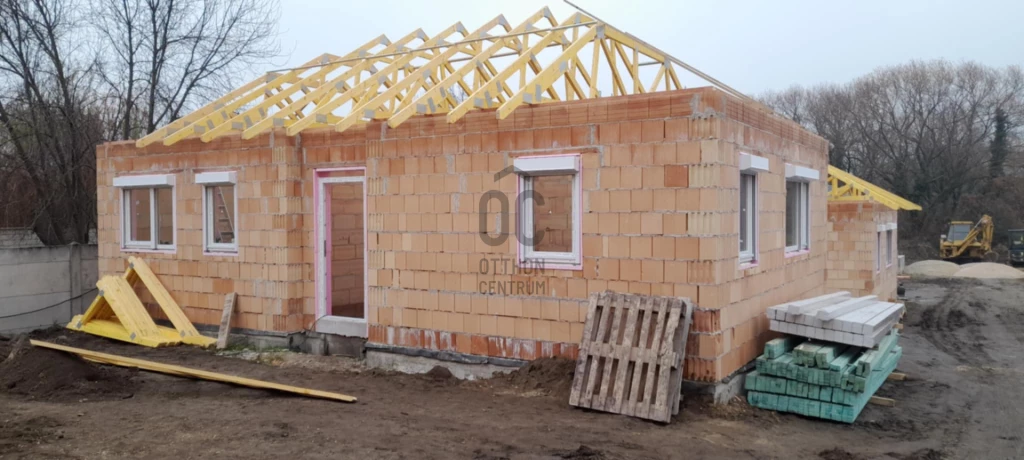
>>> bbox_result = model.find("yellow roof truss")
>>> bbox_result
[827,165,922,211]
[137,6,758,147]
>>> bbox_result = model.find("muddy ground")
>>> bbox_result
[2,278,1023,459]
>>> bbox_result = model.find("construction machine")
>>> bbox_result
[939,215,996,262]
[1008,229,1024,266]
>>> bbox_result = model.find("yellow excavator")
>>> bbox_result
[939,214,997,262]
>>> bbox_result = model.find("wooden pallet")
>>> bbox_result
[569,292,694,423]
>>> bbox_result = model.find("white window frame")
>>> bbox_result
[886,229,893,267]
[784,164,817,254]
[738,153,768,265]
[876,231,882,272]
[784,180,810,253]
[739,173,757,263]
[513,155,582,269]
[197,171,239,254]
[114,174,176,252]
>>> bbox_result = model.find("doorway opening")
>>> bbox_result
[315,169,366,337]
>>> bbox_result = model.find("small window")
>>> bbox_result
[514,155,581,268]
[785,181,809,252]
[886,229,893,267]
[117,179,175,251]
[739,172,757,263]
[197,172,238,253]
[876,232,882,272]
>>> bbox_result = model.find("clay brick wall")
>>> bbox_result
[363,87,829,381]
[329,182,365,316]
[96,86,829,383]
[825,201,899,300]
[96,132,311,334]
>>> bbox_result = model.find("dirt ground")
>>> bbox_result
[2,278,1023,459]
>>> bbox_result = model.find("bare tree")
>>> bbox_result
[762,60,1024,253]
[0,0,102,244]
[97,0,281,139]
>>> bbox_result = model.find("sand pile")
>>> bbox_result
[904,260,961,277]
[953,262,1024,279]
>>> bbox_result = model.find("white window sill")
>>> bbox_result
[739,261,759,270]
[204,250,240,257]
[784,249,810,258]
[121,247,177,255]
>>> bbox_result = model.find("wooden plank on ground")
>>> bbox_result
[569,291,692,423]
[217,292,237,350]
[30,340,357,403]
[887,372,907,381]
[868,396,896,407]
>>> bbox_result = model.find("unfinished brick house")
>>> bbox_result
[824,167,920,301]
[96,9,834,382]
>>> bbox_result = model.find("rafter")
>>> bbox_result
[827,166,921,211]
[141,8,772,147]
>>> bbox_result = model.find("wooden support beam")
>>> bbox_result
[31,340,357,403]
[333,16,508,133]
[497,26,598,119]
[447,12,592,124]
[284,22,468,137]
[868,396,896,407]
[886,372,907,381]
[387,8,553,128]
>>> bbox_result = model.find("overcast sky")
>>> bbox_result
[273,0,1024,96]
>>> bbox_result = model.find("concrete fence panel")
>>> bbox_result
[0,244,99,335]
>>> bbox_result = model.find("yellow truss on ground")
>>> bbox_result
[137,6,756,147]
[67,257,216,348]
[827,166,922,211]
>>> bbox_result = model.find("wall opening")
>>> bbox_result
[328,181,365,318]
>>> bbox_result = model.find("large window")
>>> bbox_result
[514,155,581,268]
[197,171,238,254]
[785,181,809,252]
[114,174,175,251]
[739,173,757,263]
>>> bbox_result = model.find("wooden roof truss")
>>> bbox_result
[827,165,922,211]
[138,7,743,147]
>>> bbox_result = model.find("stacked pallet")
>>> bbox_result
[746,331,902,423]
[746,292,905,423]
[766,292,904,347]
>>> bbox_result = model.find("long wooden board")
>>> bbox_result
[31,340,357,403]
[569,292,693,423]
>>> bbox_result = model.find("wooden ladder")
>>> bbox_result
[212,186,234,242]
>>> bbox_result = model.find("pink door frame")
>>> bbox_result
[313,167,367,325]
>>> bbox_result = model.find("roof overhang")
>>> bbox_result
[827,165,921,211]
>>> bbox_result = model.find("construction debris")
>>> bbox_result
[745,330,902,423]
[569,292,694,423]
[67,257,216,348]
[30,340,357,403]
[767,292,905,347]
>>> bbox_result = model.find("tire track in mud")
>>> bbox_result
[906,283,993,365]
